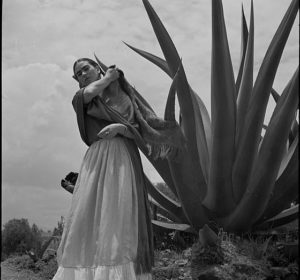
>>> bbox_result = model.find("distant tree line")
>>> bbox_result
[1,217,64,261]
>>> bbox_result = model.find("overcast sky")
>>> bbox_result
[2,0,298,230]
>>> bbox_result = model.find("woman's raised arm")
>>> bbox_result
[83,68,119,104]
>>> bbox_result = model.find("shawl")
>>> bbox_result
[72,73,186,161]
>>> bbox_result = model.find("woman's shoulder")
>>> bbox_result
[72,88,86,111]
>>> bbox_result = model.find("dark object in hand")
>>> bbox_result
[60,172,78,194]
[65,172,78,185]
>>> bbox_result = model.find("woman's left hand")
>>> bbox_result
[97,123,126,139]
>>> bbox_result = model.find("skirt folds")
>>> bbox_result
[53,137,152,280]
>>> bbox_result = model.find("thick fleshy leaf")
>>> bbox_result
[276,134,298,180]
[142,0,211,227]
[94,53,108,72]
[123,42,171,76]
[271,88,280,103]
[165,64,210,229]
[271,85,298,146]
[191,89,212,175]
[235,4,249,98]
[142,0,181,76]
[144,175,189,223]
[233,1,254,202]
[164,62,181,121]
[126,43,212,181]
[224,68,299,232]
[289,119,299,145]
[148,195,182,223]
[231,0,298,205]
[141,0,209,169]
[254,205,298,230]
[202,0,236,216]
[257,144,298,223]
[152,220,196,233]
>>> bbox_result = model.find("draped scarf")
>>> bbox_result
[117,73,186,161]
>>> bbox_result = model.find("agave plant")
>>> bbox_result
[95,0,298,233]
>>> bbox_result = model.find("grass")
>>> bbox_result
[1,228,298,280]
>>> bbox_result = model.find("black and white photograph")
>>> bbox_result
[2,0,299,279]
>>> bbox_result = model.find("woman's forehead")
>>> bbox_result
[74,60,92,71]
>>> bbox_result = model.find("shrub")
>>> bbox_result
[2,219,35,257]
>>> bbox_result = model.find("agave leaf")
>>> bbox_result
[271,88,280,103]
[164,66,211,229]
[94,53,108,72]
[141,0,181,76]
[142,0,210,200]
[265,204,298,223]
[276,134,298,180]
[271,85,299,146]
[257,144,298,223]
[232,0,298,203]
[255,205,298,230]
[123,42,171,76]
[152,220,196,233]
[148,195,183,223]
[164,62,181,121]
[144,175,189,223]
[191,90,212,169]
[233,1,254,202]
[202,0,236,216]
[125,43,212,179]
[289,119,299,145]
[235,4,249,98]
[270,88,298,145]
[224,68,299,232]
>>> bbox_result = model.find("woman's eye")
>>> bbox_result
[77,71,82,77]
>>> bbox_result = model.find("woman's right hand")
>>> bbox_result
[104,67,120,83]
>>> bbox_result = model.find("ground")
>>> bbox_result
[1,262,44,280]
[1,228,298,280]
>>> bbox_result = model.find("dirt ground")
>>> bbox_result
[1,262,44,280]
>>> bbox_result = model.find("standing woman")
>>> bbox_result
[53,57,185,280]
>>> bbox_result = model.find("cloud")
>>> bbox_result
[2,63,86,190]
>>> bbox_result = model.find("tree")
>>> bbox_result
[2,218,34,256]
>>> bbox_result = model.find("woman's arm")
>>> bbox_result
[97,123,135,139]
[83,68,119,104]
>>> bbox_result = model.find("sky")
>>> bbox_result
[2,0,299,231]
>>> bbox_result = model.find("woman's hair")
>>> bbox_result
[72,58,101,81]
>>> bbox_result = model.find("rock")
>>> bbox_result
[198,225,218,248]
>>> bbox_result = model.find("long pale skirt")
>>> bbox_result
[53,137,152,280]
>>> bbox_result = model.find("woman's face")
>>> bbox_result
[74,60,100,87]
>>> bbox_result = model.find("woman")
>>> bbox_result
[53,57,185,280]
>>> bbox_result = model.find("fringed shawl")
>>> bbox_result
[118,75,186,161]
[72,73,186,161]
